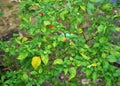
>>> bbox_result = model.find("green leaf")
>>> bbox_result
[60,10,68,20]
[76,61,81,67]
[80,53,90,60]
[1,76,5,82]
[0,11,3,17]
[53,58,63,65]
[110,51,120,57]
[21,37,28,43]
[39,67,43,73]
[102,53,107,58]
[41,55,49,65]
[87,2,95,14]
[108,55,117,62]
[106,78,112,86]
[22,17,29,23]
[114,14,120,18]
[17,52,28,60]
[99,37,108,43]
[103,62,109,70]
[87,3,95,10]
[92,72,98,81]
[63,68,68,75]
[81,62,89,66]
[41,27,46,32]
[97,25,106,33]
[90,0,101,3]
[53,41,57,47]
[86,69,92,77]
[115,27,120,32]
[78,28,83,33]
[30,71,38,75]
[22,73,28,81]
[102,3,112,11]
[113,69,120,77]
[69,67,76,80]
[44,21,50,26]
[80,5,86,11]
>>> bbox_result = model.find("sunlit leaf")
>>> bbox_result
[99,37,108,43]
[115,27,120,32]
[76,61,81,67]
[78,28,83,33]
[80,53,90,60]
[41,27,46,32]
[22,17,29,23]
[17,52,28,60]
[102,3,112,11]
[44,21,50,26]
[22,73,28,80]
[80,6,86,11]
[53,41,57,47]
[91,63,97,67]
[31,56,41,70]
[21,37,28,43]
[64,68,68,75]
[30,71,38,75]
[41,55,49,65]
[69,67,76,80]
[53,59,63,65]
[69,57,74,61]
[60,10,68,20]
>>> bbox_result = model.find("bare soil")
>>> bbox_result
[0,0,20,38]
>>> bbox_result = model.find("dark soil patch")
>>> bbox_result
[0,29,19,41]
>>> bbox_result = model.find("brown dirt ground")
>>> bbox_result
[0,0,20,38]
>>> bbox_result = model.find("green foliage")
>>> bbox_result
[0,0,120,85]
[0,2,3,17]
[0,11,3,17]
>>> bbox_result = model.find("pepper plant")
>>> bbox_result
[0,0,120,86]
